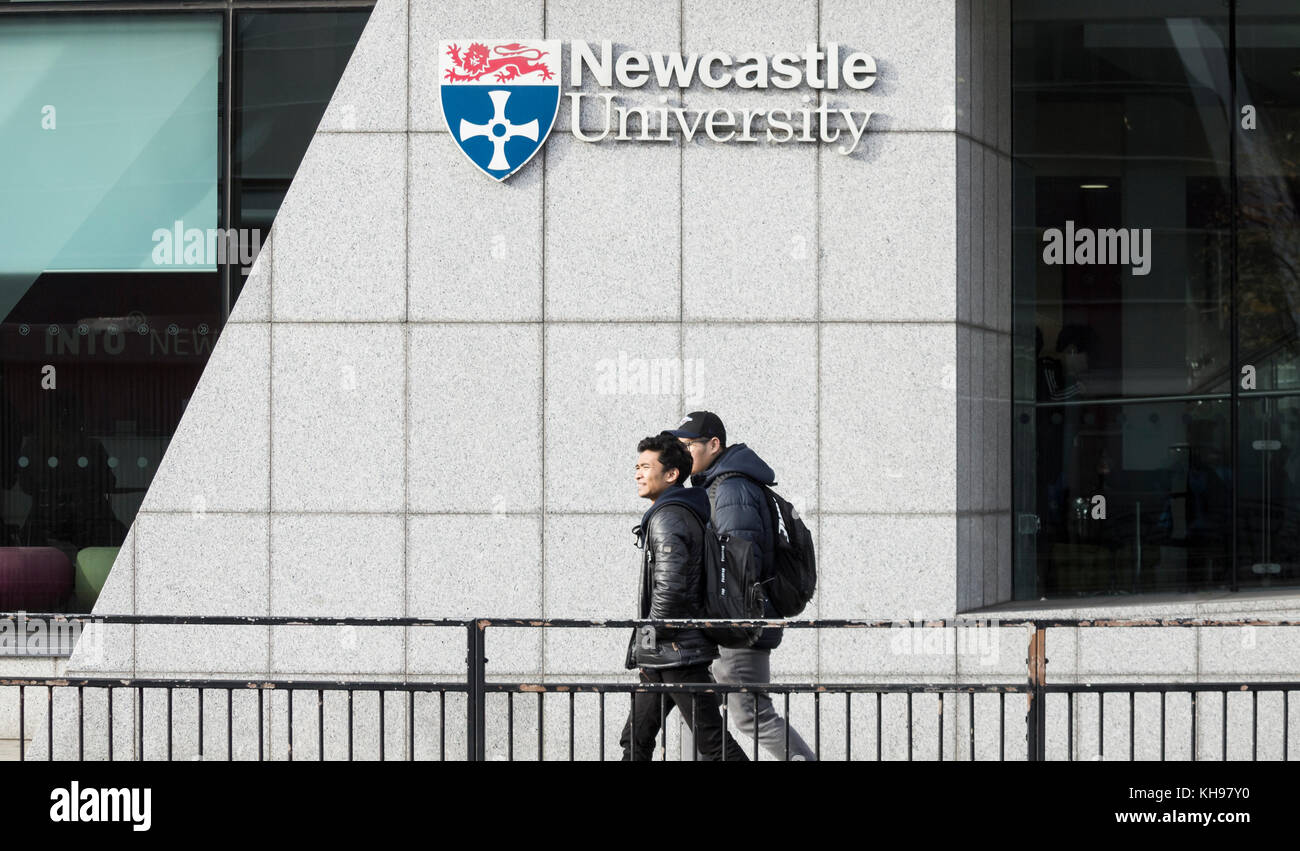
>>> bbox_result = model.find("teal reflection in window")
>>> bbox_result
[0,15,220,309]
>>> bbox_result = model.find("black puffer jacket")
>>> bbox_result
[625,485,720,670]
[693,444,783,650]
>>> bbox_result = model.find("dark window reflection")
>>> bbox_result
[1234,0,1300,587]
[0,9,367,613]
[1031,399,1231,595]
[232,10,368,304]
[1015,0,1300,598]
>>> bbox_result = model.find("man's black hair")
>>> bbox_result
[637,432,693,486]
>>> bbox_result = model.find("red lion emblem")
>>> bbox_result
[444,42,554,83]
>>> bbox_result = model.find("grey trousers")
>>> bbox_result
[684,646,818,760]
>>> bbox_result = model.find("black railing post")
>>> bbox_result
[466,619,487,761]
[1026,623,1047,761]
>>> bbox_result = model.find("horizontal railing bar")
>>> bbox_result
[6,614,1300,629]
[475,617,1300,629]
[1045,682,1300,694]
[483,682,1028,694]
[15,678,1295,696]
[1021,618,1300,629]
[0,613,471,627]
[0,678,1029,695]
[472,618,1017,628]
[0,677,469,692]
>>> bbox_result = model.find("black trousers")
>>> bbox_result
[619,663,750,761]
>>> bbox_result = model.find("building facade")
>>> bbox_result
[2,0,1298,760]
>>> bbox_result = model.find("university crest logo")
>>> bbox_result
[439,40,561,181]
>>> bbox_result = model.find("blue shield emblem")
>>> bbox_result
[439,40,560,182]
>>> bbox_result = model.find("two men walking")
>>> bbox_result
[620,432,748,761]
[620,413,815,761]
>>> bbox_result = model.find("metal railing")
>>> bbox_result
[1,613,1298,760]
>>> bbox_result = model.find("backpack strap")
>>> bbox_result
[706,471,777,500]
[705,472,744,515]
[633,523,649,619]
[707,472,782,568]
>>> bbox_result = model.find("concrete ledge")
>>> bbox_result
[962,588,1300,621]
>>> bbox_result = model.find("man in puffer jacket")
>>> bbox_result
[669,411,817,760]
[620,433,748,761]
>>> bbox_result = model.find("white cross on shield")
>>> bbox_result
[457,90,540,172]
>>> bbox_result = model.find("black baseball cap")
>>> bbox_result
[666,411,726,446]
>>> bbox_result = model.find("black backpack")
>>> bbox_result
[762,487,817,616]
[685,513,765,648]
[711,473,817,618]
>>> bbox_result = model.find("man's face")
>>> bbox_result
[679,436,722,474]
[635,449,678,501]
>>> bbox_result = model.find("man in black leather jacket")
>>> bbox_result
[670,411,817,760]
[619,433,748,761]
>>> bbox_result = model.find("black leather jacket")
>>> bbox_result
[625,485,719,670]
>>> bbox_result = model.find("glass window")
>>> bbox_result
[1013,0,1300,598]
[0,14,224,617]
[0,7,368,616]
[231,9,369,304]
[0,16,221,282]
[1233,0,1300,587]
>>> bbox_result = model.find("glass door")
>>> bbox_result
[1234,0,1300,587]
